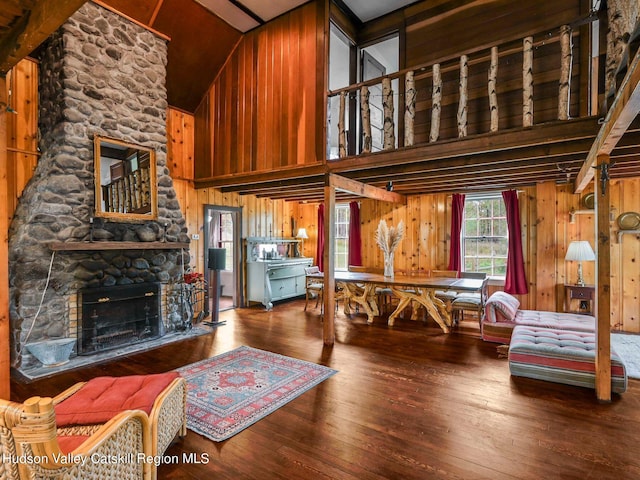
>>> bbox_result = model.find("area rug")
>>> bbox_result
[175,346,337,441]
[611,333,640,379]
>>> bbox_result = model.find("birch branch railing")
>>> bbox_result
[328,23,581,159]
[102,166,152,214]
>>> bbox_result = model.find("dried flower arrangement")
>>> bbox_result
[375,220,404,276]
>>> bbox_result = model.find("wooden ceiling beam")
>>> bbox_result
[0,0,88,74]
[328,173,406,204]
[195,164,327,189]
[575,47,640,193]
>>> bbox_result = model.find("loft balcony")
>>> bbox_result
[197,15,640,203]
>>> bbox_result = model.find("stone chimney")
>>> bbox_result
[9,2,191,372]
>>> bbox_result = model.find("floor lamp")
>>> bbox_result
[206,248,226,326]
[565,240,595,287]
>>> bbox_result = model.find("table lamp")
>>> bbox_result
[565,241,595,286]
[296,227,308,257]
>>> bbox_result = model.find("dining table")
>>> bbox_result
[308,271,486,333]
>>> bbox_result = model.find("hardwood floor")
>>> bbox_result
[11,300,640,479]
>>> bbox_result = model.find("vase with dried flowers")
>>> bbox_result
[375,219,404,277]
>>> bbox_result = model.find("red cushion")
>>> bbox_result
[55,372,179,427]
[57,435,89,454]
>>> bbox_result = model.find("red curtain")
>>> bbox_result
[448,193,465,273]
[502,190,528,294]
[316,204,325,272]
[348,201,362,266]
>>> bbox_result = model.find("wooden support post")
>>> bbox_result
[322,181,336,346]
[338,92,346,158]
[382,77,395,150]
[523,36,534,127]
[430,63,442,143]
[594,153,612,402]
[457,55,468,138]
[404,71,416,147]
[0,74,9,399]
[489,46,499,132]
[360,86,372,153]
[559,24,573,120]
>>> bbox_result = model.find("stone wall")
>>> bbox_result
[8,2,190,371]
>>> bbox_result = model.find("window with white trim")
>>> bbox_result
[462,195,508,276]
[335,204,350,270]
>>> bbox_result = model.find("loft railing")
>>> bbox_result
[327,23,586,160]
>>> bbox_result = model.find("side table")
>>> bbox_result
[564,284,595,315]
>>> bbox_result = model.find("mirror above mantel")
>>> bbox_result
[94,135,158,222]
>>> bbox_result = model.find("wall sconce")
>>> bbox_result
[569,207,576,224]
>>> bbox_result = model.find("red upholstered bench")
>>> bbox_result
[54,372,187,478]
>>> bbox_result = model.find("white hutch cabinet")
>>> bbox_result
[245,237,312,310]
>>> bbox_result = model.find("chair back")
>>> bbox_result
[460,271,487,279]
[305,266,320,275]
[431,269,458,278]
[348,265,367,272]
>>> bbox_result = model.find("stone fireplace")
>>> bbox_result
[8,2,193,376]
[78,282,162,355]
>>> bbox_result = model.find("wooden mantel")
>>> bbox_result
[49,242,190,251]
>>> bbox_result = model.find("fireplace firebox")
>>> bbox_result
[78,283,162,355]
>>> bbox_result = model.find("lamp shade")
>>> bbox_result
[565,241,596,262]
[296,228,309,239]
[208,248,226,270]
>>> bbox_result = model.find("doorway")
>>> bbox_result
[203,205,243,312]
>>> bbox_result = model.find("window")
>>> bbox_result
[462,195,508,276]
[218,212,234,271]
[335,204,350,270]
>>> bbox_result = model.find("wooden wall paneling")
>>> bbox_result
[221,63,232,176]
[7,60,39,219]
[236,41,247,173]
[535,181,558,310]
[274,19,285,168]
[193,91,212,179]
[519,187,535,310]
[417,195,432,274]
[304,2,319,165]
[1,74,10,398]
[406,196,421,272]
[227,53,238,175]
[619,178,640,332]
[198,2,321,177]
[556,184,573,310]
[608,179,623,330]
[167,109,195,180]
[256,28,268,172]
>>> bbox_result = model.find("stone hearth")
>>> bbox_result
[8,2,193,376]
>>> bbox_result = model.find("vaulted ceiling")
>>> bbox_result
[97,0,421,112]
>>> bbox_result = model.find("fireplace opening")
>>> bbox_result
[78,282,162,355]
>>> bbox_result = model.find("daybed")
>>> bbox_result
[482,291,595,344]
[509,325,627,393]
[483,291,628,394]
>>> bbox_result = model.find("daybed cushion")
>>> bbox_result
[55,372,180,426]
[485,291,520,322]
[508,326,627,393]
[482,309,595,344]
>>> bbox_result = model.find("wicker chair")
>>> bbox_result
[0,396,150,480]
[52,373,187,480]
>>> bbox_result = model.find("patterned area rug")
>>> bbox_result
[176,346,337,441]
[611,333,640,379]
